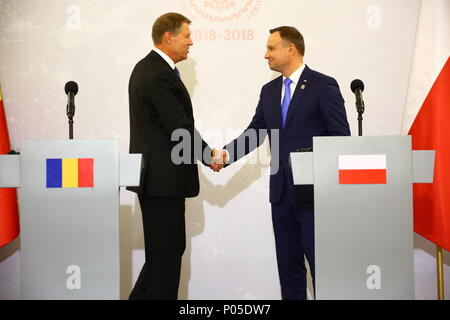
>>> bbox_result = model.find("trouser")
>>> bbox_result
[129,195,185,300]
[271,184,315,300]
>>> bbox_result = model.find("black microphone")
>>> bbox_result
[350,79,365,114]
[65,81,78,120]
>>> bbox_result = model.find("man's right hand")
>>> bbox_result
[210,149,228,172]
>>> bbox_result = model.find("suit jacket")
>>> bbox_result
[224,65,350,205]
[127,50,211,197]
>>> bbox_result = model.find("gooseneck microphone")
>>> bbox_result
[65,81,78,120]
[350,79,365,136]
[64,81,78,139]
[350,79,365,115]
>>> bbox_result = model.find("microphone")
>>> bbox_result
[65,81,78,120]
[350,79,365,114]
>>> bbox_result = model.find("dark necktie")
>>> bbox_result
[174,67,180,78]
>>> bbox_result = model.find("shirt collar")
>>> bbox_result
[153,47,176,70]
[283,63,305,85]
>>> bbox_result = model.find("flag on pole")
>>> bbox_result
[401,0,450,251]
[0,83,20,248]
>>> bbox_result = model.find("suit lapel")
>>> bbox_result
[149,50,194,117]
[175,74,193,118]
[283,65,313,131]
[149,50,190,97]
[272,77,283,129]
[176,74,191,102]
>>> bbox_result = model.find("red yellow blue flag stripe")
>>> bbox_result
[46,158,94,188]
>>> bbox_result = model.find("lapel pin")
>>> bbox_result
[300,79,308,89]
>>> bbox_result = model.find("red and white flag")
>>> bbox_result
[0,83,20,248]
[338,154,387,185]
[401,0,450,251]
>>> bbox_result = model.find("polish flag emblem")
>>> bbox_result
[338,155,387,184]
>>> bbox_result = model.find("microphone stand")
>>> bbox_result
[358,111,363,136]
[66,95,74,140]
[356,100,365,137]
[68,117,74,140]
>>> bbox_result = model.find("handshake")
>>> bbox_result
[210,149,228,172]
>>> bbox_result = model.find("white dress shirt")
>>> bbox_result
[281,63,306,103]
[153,47,176,70]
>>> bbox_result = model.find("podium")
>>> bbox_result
[290,136,435,300]
[0,140,142,299]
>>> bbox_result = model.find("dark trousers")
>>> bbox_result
[129,195,186,300]
[271,184,315,300]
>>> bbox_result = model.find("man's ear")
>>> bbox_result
[162,31,172,45]
[288,43,297,56]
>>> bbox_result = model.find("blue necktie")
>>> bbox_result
[174,67,180,78]
[281,78,293,128]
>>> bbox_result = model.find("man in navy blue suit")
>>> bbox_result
[216,26,350,299]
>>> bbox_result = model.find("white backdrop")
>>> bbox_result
[0,0,449,300]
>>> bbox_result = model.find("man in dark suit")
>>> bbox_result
[127,12,220,300]
[218,26,351,299]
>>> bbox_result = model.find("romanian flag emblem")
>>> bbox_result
[338,154,387,184]
[46,158,94,188]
